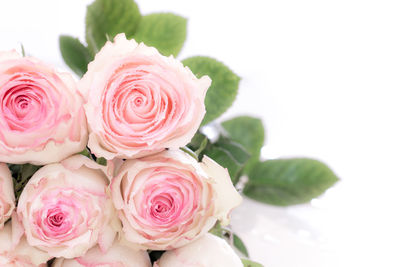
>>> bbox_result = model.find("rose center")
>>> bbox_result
[155,203,168,213]
[46,208,67,229]
[49,213,64,226]
[134,97,143,107]
[17,99,28,109]
[1,82,48,131]
[15,96,31,116]
[150,194,175,219]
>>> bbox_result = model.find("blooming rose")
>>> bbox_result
[111,150,242,250]
[0,163,15,228]
[16,155,117,258]
[0,222,50,266]
[154,233,242,267]
[0,50,87,165]
[52,241,151,267]
[79,33,211,160]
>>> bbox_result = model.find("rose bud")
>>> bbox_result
[0,50,88,165]
[79,33,211,160]
[0,163,15,229]
[52,241,151,267]
[15,155,117,258]
[154,233,243,267]
[111,149,242,250]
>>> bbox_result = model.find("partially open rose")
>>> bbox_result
[52,241,151,267]
[0,163,14,229]
[0,222,50,266]
[16,155,116,258]
[154,233,242,267]
[111,150,242,250]
[0,50,87,165]
[79,33,211,160]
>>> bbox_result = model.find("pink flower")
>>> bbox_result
[111,150,242,250]
[0,163,15,228]
[79,33,211,160]
[154,233,242,267]
[16,155,117,258]
[0,222,50,266]
[52,241,151,267]
[0,50,87,165]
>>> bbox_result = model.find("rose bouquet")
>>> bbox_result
[0,0,339,266]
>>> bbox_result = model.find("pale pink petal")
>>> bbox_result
[156,234,242,267]
[200,156,243,225]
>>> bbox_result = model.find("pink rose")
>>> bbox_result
[52,241,151,267]
[79,33,211,160]
[16,155,117,258]
[0,50,88,165]
[0,163,15,228]
[0,222,50,266]
[111,150,242,250]
[154,233,242,267]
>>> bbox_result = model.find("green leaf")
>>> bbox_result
[79,147,92,159]
[188,132,207,149]
[180,147,199,162]
[187,132,209,159]
[204,138,250,184]
[59,35,92,77]
[205,146,241,184]
[222,116,265,173]
[8,164,21,178]
[134,13,187,57]
[20,164,40,181]
[96,157,107,166]
[209,222,223,237]
[244,158,339,206]
[12,164,41,202]
[233,234,249,257]
[216,137,250,166]
[85,0,141,54]
[241,258,264,267]
[182,56,240,125]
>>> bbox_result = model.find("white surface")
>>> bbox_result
[1,1,400,266]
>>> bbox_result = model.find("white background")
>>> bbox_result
[1,0,400,266]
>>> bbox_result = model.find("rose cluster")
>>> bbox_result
[0,34,243,266]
